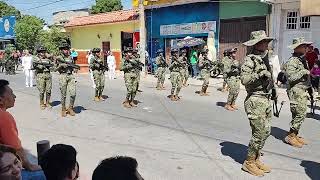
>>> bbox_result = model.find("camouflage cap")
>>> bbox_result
[288,37,312,49]
[224,48,238,54]
[132,48,138,53]
[37,46,47,52]
[243,30,274,46]
[92,48,101,53]
[59,42,70,49]
[171,48,179,53]
[124,47,133,53]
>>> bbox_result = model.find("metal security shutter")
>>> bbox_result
[219,16,266,61]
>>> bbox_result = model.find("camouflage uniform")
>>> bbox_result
[198,50,211,96]
[33,47,53,110]
[155,50,167,90]
[179,50,189,86]
[56,42,78,117]
[241,30,275,177]
[90,48,106,101]
[4,45,16,75]
[284,37,313,148]
[221,55,229,91]
[169,49,183,101]
[120,48,142,108]
[133,49,142,92]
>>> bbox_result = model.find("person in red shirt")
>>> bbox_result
[305,45,318,69]
[0,79,41,171]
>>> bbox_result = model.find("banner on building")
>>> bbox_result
[300,0,320,16]
[0,16,16,39]
[133,0,180,7]
[160,21,216,36]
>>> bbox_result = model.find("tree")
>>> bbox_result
[38,26,67,55]
[91,0,123,14]
[15,15,44,51]
[0,1,21,19]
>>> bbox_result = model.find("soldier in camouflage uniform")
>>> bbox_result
[198,49,211,96]
[121,48,142,108]
[133,48,143,93]
[179,49,189,87]
[90,48,107,102]
[169,48,183,101]
[220,51,229,92]
[56,42,79,117]
[33,46,54,110]
[223,48,240,111]
[284,37,313,148]
[240,30,276,176]
[4,44,16,75]
[155,49,167,90]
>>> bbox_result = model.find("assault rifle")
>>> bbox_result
[92,59,109,71]
[32,61,53,70]
[57,59,80,69]
[128,59,144,71]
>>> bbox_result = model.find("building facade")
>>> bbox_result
[145,1,219,61]
[65,9,139,72]
[270,0,320,64]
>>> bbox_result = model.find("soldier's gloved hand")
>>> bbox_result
[259,70,271,79]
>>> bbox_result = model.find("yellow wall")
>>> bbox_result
[66,21,139,52]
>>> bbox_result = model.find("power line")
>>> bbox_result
[21,0,66,12]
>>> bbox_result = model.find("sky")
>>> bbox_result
[4,0,132,24]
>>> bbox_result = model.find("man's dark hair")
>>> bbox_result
[0,80,9,97]
[92,156,139,180]
[40,144,77,180]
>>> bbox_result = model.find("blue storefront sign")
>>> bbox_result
[146,2,219,59]
[0,16,16,39]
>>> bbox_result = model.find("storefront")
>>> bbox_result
[145,2,219,61]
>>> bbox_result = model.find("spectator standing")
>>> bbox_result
[70,49,78,64]
[21,50,34,87]
[190,47,199,78]
[305,45,317,69]
[107,51,116,80]
[92,156,144,180]
[86,50,96,88]
[40,144,79,180]
[0,80,41,171]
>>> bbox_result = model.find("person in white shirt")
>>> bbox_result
[21,50,34,87]
[86,50,96,88]
[107,51,116,80]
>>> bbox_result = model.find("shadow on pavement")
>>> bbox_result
[220,141,247,164]
[216,102,226,108]
[306,113,320,121]
[74,106,87,114]
[51,101,61,107]
[300,160,320,180]
[102,95,109,100]
[271,126,287,141]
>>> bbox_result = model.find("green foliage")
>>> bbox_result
[15,15,44,51]
[0,1,21,19]
[91,0,123,14]
[38,26,67,55]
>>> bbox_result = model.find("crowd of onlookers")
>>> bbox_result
[0,79,144,180]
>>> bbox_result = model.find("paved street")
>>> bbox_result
[1,71,319,180]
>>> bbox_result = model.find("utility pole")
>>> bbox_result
[139,0,147,76]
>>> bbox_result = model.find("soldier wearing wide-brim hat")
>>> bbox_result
[284,37,312,149]
[155,48,167,90]
[240,30,275,177]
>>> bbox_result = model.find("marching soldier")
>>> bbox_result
[121,48,142,108]
[33,46,54,110]
[90,48,107,102]
[155,49,167,90]
[240,30,275,176]
[133,48,143,93]
[284,37,313,148]
[223,48,240,111]
[220,50,230,92]
[198,49,211,96]
[56,42,80,117]
[4,44,16,75]
[169,48,183,101]
[179,49,189,87]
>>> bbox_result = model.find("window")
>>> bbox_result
[286,10,311,30]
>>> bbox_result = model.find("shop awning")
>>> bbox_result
[300,0,320,16]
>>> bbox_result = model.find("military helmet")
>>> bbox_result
[92,48,101,53]
[171,48,178,53]
[59,42,70,50]
[37,46,47,52]
[124,47,133,53]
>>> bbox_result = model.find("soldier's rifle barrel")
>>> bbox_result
[57,59,80,69]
